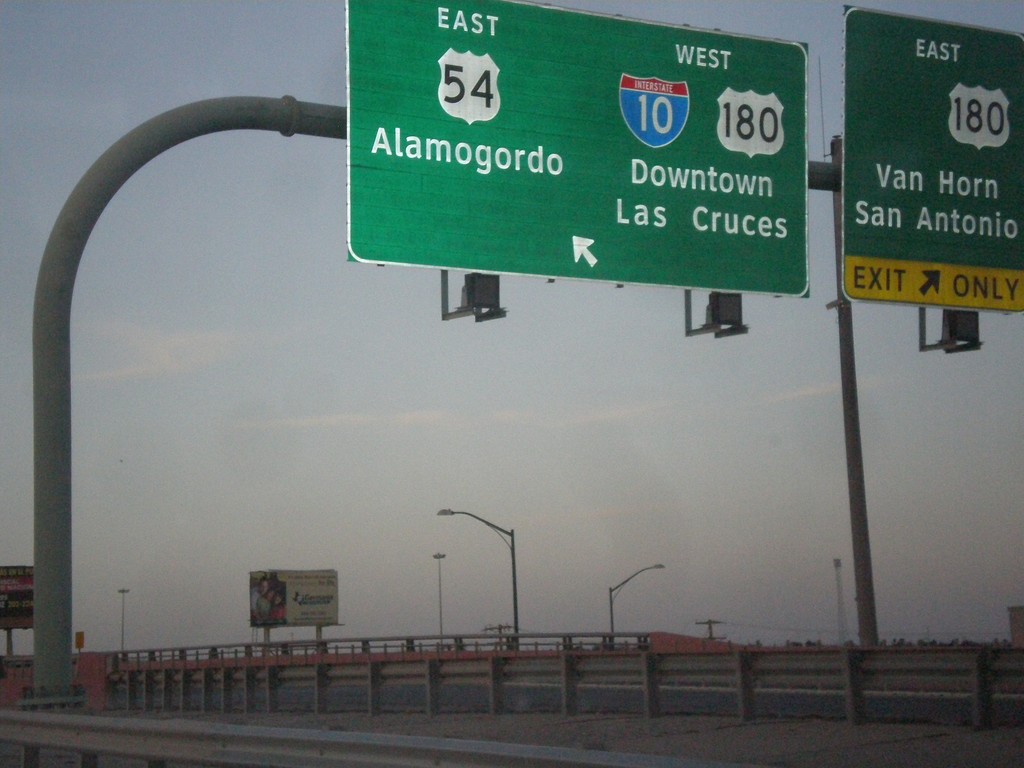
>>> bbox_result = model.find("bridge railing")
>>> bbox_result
[5,637,1022,729]
[107,631,655,670]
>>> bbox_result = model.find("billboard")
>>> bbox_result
[0,565,33,630]
[249,569,338,628]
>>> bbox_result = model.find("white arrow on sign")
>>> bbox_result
[572,236,597,267]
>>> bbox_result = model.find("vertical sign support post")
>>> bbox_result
[830,135,879,646]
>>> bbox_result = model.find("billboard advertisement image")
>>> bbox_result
[0,566,33,630]
[249,569,338,628]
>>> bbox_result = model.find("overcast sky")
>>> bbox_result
[1,0,1021,654]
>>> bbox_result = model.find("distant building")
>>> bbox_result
[1010,606,1024,648]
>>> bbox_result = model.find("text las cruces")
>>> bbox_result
[624,159,786,238]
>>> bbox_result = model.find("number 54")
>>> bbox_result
[438,49,502,125]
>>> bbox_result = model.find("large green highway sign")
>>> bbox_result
[347,0,808,295]
[844,8,1024,312]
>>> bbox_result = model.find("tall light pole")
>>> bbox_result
[117,588,130,652]
[437,509,518,634]
[433,552,446,636]
[608,564,664,633]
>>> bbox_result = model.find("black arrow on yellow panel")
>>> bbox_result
[920,270,941,296]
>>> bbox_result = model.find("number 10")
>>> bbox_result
[638,93,674,135]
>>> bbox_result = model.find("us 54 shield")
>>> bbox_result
[438,49,501,125]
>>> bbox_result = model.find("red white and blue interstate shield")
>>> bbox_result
[619,75,689,148]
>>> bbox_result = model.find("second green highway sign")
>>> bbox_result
[347,0,808,295]
[843,8,1024,312]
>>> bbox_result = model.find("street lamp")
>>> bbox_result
[437,509,519,634]
[433,553,446,636]
[118,588,130,652]
[608,564,664,633]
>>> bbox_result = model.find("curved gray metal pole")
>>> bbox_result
[32,96,345,696]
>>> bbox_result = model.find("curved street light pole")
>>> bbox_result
[437,509,518,634]
[608,564,664,634]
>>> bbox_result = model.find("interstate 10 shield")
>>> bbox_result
[619,75,689,148]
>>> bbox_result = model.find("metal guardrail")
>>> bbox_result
[0,711,747,768]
